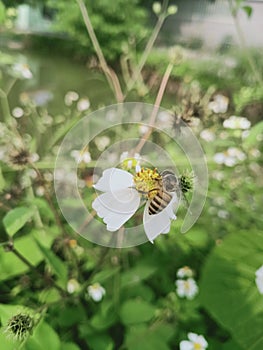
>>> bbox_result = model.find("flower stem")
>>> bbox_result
[133,62,174,155]
[76,0,124,102]
[125,0,169,94]
[8,243,66,296]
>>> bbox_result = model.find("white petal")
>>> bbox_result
[179,340,193,350]
[164,192,179,219]
[92,188,140,231]
[93,168,134,192]
[143,204,171,243]
[188,333,199,343]
[143,193,177,243]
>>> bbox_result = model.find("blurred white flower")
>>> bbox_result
[64,91,79,106]
[35,186,45,197]
[223,116,251,130]
[12,107,24,118]
[200,129,215,142]
[77,98,90,112]
[177,266,194,278]
[67,279,80,294]
[92,167,178,243]
[175,278,198,299]
[71,149,91,164]
[217,209,229,219]
[208,94,229,114]
[214,147,246,167]
[12,63,33,79]
[95,136,110,151]
[255,265,263,294]
[87,283,106,302]
[139,124,150,135]
[180,332,208,350]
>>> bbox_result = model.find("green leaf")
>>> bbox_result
[125,325,172,350]
[0,332,15,350]
[61,342,81,350]
[90,302,117,330]
[121,263,157,287]
[120,299,156,325]
[0,304,33,326]
[0,235,44,281]
[3,207,34,237]
[200,230,263,350]
[0,166,5,192]
[242,5,253,18]
[90,267,120,284]
[86,333,114,350]
[243,121,263,149]
[25,320,61,350]
[0,1,6,24]
[34,239,67,284]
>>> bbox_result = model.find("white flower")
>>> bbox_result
[64,91,79,106]
[67,279,80,294]
[208,94,229,114]
[87,283,105,302]
[12,63,33,79]
[94,136,111,151]
[12,107,24,118]
[180,332,208,350]
[255,265,263,294]
[177,266,194,278]
[175,278,199,299]
[214,147,246,167]
[223,115,251,130]
[77,98,90,112]
[92,167,178,243]
[71,149,91,164]
[200,129,215,142]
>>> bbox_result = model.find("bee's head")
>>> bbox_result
[161,170,178,192]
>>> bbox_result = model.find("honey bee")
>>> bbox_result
[148,170,179,215]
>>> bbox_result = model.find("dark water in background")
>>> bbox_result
[1,47,115,115]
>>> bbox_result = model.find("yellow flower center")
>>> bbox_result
[193,343,202,350]
[133,168,161,199]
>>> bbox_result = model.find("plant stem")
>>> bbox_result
[133,62,173,155]
[10,245,66,296]
[76,0,124,102]
[125,0,169,94]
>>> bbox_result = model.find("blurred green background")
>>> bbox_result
[0,0,263,349]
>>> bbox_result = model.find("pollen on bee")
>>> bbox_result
[133,167,161,195]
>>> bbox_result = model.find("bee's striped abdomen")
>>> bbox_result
[149,190,172,215]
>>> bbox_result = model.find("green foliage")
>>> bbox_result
[3,206,34,237]
[0,1,262,349]
[200,230,263,350]
[47,0,149,61]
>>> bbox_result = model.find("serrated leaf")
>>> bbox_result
[3,207,34,237]
[120,299,156,325]
[34,239,67,284]
[200,230,263,350]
